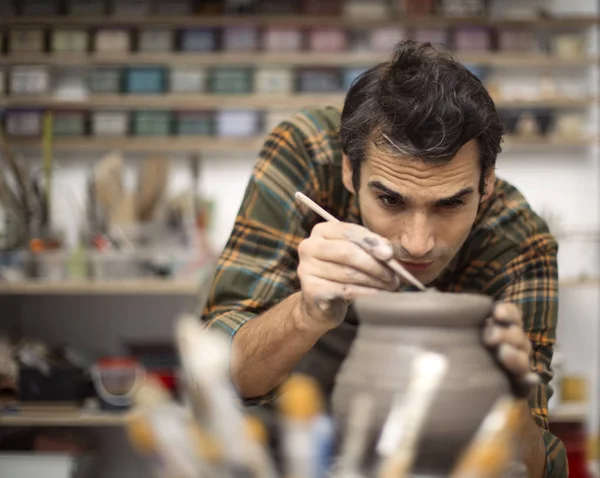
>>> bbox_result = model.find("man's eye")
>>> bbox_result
[439,200,464,210]
[377,194,400,207]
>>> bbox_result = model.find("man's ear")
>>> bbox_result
[342,154,356,194]
[481,169,495,202]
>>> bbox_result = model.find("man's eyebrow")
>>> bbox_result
[432,187,475,206]
[368,181,407,203]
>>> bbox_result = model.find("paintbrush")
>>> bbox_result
[294,192,426,291]
[376,351,449,478]
[449,395,522,478]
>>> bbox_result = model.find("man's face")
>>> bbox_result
[343,139,494,285]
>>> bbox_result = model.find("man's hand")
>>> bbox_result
[296,221,399,332]
[483,302,539,398]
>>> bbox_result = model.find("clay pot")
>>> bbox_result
[331,291,511,475]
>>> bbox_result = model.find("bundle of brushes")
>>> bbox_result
[125,314,525,478]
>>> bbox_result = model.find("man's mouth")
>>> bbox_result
[398,260,434,272]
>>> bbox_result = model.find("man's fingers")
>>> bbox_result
[312,281,384,309]
[312,222,394,261]
[498,343,531,376]
[304,257,399,291]
[307,239,398,286]
[493,302,523,326]
[483,323,532,354]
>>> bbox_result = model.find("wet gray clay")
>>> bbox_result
[331,291,511,475]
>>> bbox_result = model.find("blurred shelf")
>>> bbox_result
[1,14,598,28]
[549,403,589,423]
[0,409,133,427]
[2,94,596,111]
[6,135,596,153]
[559,276,600,287]
[0,52,596,67]
[0,279,199,295]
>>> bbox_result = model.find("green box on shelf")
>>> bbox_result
[126,67,167,94]
[133,110,172,136]
[53,111,87,137]
[210,68,253,94]
[89,68,122,94]
[175,111,213,136]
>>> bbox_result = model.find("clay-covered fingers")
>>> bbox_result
[483,319,532,355]
[310,222,395,262]
[305,277,382,309]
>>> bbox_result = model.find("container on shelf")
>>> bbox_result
[91,110,130,136]
[170,67,207,93]
[308,27,347,52]
[92,357,145,410]
[126,67,166,94]
[297,68,342,93]
[111,0,151,16]
[154,0,193,14]
[52,110,87,137]
[552,34,586,58]
[439,0,486,16]
[400,0,436,14]
[175,111,213,136]
[133,110,172,136]
[552,112,585,138]
[9,29,45,53]
[263,28,303,52]
[10,66,50,95]
[343,0,388,19]
[19,0,60,15]
[216,110,260,137]
[210,67,253,94]
[343,67,368,91]
[181,29,218,53]
[412,28,449,46]
[498,29,537,52]
[453,27,491,52]
[255,67,294,94]
[88,67,122,93]
[223,26,259,52]
[95,29,131,53]
[4,109,43,137]
[138,29,174,53]
[67,0,106,15]
[51,29,89,53]
[301,0,343,15]
[370,28,406,53]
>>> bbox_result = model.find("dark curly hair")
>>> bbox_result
[339,40,504,194]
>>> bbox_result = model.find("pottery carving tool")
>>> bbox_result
[376,351,449,478]
[294,192,427,291]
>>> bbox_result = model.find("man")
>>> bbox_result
[202,41,566,477]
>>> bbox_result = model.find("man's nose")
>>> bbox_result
[399,213,434,259]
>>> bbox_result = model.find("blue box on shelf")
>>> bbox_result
[181,28,217,53]
[126,67,166,94]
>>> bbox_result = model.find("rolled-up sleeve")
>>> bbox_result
[201,121,314,338]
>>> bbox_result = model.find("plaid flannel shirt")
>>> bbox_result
[202,107,567,477]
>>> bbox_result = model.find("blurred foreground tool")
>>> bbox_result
[376,352,449,478]
[135,156,169,222]
[450,395,522,478]
[278,374,334,478]
[175,314,278,478]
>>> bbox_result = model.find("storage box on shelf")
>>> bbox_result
[308,27,348,52]
[67,0,106,15]
[343,0,388,20]
[155,0,194,15]
[170,67,207,93]
[138,29,174,53]
[52,29,89,54]
[175,111,213,136]
[126,67,166,94]
[453,27,492,52]
[4,109,43,137]
[132,110,172,136]
[91,110,129,137]
[112,0,151,16]
[88,68,122,94]
[53,110,87,137]
[370,27,406,52]
[181,28,218,53]
[95,29,131,53]
[254,68,294,94]
[222,26,259,52]
[9,29,45,54]
[19,0,60,15]
[210,67,253,94]
[216,110,261,137]
[263,27,303,52]
[9,66,50,95]
[297,67,342,93]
